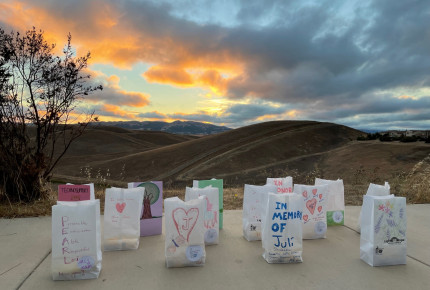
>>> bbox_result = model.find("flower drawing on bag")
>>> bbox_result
[332,211,344,223]
[387,219,396,228]
[374,214,383,234]
[374,200,406,243]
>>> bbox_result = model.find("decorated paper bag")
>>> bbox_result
[242,184,277,241]
[165,196,206,268]
[52,200,102,280]
[358,182,390,232]
[294,184,328,239]
[128,181,163,236]
[266,176,293,194]
[185,186,219,245]
[193,179,223,229]
[261,192,304,263]
[360,195,407,266]
[315,178,345,226]
[103,187,144,251]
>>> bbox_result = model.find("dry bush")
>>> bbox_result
[397,155,430,203]
[0,184,56,218]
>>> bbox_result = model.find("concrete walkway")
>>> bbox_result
[1,206,429,290]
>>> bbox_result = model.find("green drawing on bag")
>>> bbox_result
[327,210,344,226]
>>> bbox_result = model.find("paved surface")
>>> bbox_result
[1,206,429,290]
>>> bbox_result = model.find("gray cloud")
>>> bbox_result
[137,111,166,119]
[3,0,430,129]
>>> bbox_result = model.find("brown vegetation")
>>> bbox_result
[1,120,429,217]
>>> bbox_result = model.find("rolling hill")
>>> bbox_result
[53,120,430,203]
[54,121,362,182]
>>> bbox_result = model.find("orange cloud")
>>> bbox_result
[144,66,193,85]
[101,104,135,119]
[398,95,417,100]
[1,0,247,92]
[86,73,150,108]
[142,66,236,95]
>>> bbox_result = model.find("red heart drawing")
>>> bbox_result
[306,198,317,215]
[303,215,309,222]
[319,194,323,200]
[318,206,322,213]
[116,202,126,213]
[312,189,318,196]
[172,208,199,242]
[302,190,308,198]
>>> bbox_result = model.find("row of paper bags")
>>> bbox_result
[242,177,407,266]
[52,183,222,279]
[52,186,146,280]
[243,177,344,243]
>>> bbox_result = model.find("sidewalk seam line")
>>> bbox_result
[342,225,430,268]
[16,249,51,290]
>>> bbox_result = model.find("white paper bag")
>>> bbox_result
[261,192,304,263]
[294,184,328,239]
[266,177,293,194]
[165,196,206,267]
[367,182,391,196]
[358,182,390,232]
[52,200,102,280]
[103,187,144,251]
[185,186,219,245]
[242,184,277,241]
[360,195,407,266]
[315,178,345,226]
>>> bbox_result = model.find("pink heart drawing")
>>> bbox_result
[116,202,126,213]
[312,189,318,196]
[319,194,323,200]
[303,214,309,222]
[318,206,322,213]
[172,208,199,242]
[302,190,308,198]
[306,198,317,215]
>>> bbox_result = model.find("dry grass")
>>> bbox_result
[0,186,57,218]
[1,156,429,218]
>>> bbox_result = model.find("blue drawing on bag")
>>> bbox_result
[270,201,302,249]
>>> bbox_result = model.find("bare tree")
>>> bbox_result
[0,27,102,202]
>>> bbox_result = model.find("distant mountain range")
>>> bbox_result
[91,120,231,135]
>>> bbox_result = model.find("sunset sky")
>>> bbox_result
[1,0,429,129]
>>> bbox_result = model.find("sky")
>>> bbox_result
[1,0,430,130]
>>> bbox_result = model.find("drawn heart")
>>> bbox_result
[116,202,126,213]
[303,215,309,222]
[318,206,322,213]
[306,198,317,215]
[312,189,318,196]
[172,208,199,242]
[302,190,308,198]
[319,194,323,200]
